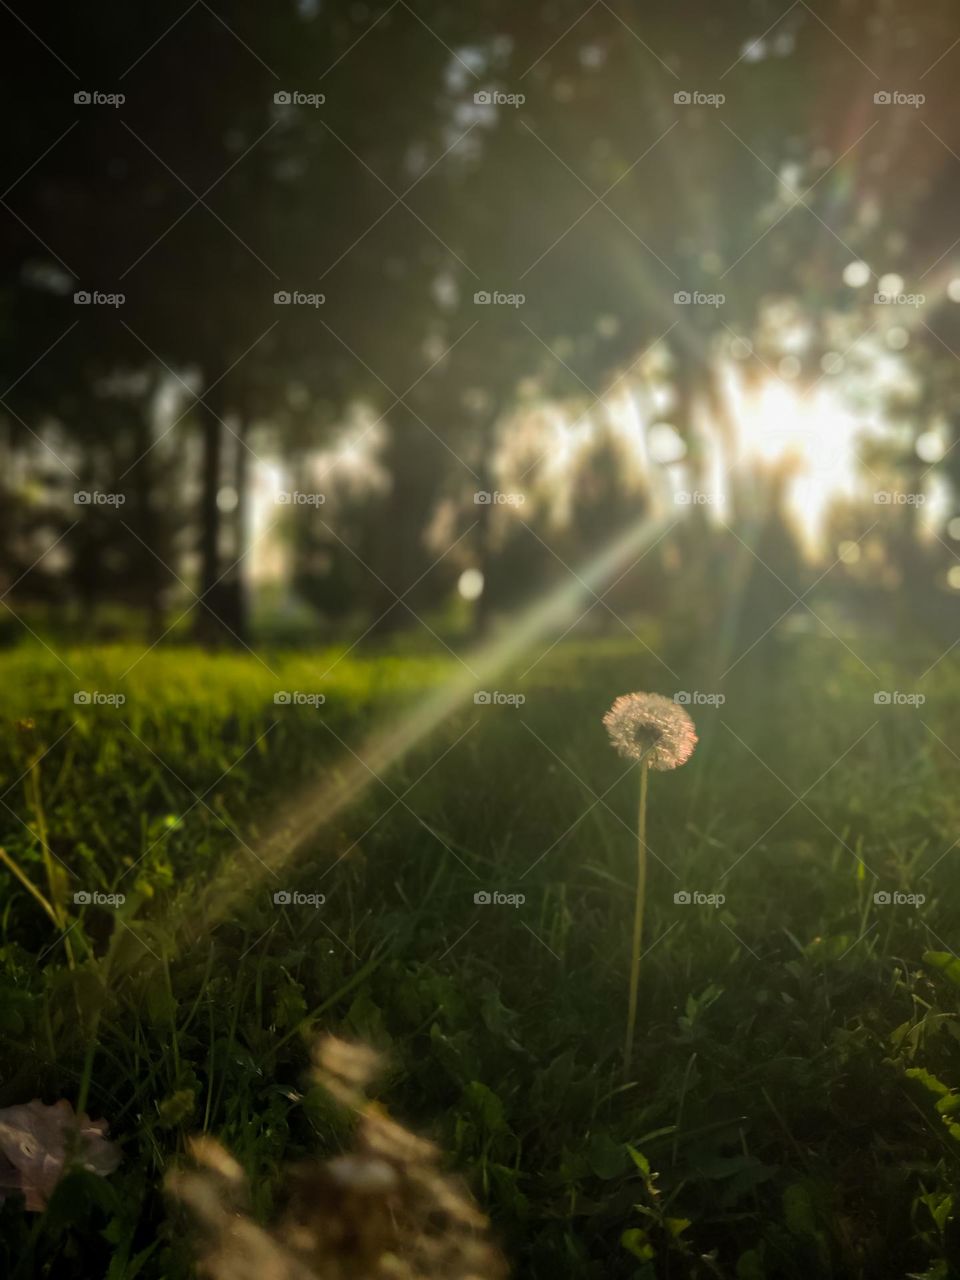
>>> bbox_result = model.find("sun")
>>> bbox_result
[724,371,876,551]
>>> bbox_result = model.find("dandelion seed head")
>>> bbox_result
[602,692,697,770]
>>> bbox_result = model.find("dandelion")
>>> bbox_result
[602,692,697,770]
[603,692,697,1077]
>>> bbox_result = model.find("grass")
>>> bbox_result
[1,624,960,1278]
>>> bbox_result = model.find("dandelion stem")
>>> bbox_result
[624,759,649,1077]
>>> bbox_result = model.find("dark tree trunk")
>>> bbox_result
[223,414,251,643]
[367,404,445,635]
[129,396,166,642]
[194,381,231,645]
[199,386,224,599]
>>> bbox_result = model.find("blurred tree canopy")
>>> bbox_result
[2,0,960,645]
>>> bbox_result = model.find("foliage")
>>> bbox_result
[1,626,960,1276]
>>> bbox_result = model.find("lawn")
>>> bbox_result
[2,625,960,1278]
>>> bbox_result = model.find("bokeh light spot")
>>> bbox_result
[458,568,484,600]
